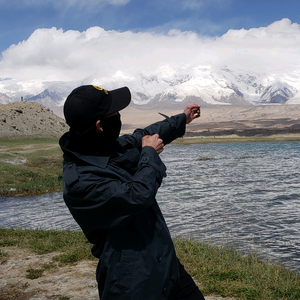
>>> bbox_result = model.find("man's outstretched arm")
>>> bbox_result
[118,103,201,149]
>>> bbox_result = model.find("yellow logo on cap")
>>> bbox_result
[93,85,108,94]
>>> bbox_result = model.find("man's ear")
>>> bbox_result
[95,120,103,134]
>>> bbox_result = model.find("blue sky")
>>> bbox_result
[1,0,300,53]
[0,0,300,82]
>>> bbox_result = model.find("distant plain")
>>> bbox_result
[119,104,300,136]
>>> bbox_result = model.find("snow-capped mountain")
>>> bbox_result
[0,79,79,107]
[0,64,300,109]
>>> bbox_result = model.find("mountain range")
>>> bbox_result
[0,64,300,110]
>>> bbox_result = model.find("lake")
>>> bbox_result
[1,141,299,272]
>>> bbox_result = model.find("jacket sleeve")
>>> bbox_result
[63,146,166,232]
[118,112,186,150]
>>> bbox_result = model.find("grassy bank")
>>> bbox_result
[0,228,299,300]
[0,138,63,197]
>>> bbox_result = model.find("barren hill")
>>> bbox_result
[0,102,68,138]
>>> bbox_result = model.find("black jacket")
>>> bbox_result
[59,113,186,300]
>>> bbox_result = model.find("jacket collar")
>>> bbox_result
[59,132,110,169]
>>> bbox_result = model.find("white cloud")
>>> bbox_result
[0,19,299,81]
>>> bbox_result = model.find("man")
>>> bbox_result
[59,84,204,300]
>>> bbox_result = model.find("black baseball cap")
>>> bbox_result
[64,85,131,135]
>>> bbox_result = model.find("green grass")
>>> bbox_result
[0,228,94,261]
[0,228,299,299]
[0,249,8,258]
[26,262,57,279]
[0,137,63,197]
[26,267,45,280]
[174,238,300,300]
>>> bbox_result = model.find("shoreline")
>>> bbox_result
[171,133,300,145]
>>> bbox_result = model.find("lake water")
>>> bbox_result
[1,141,299,272]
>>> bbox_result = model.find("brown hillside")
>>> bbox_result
[0,102,68,138]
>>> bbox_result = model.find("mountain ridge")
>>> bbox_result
[1,65,300,109]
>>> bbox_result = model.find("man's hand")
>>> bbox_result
[142,134,164,154]
[184,104,201,124]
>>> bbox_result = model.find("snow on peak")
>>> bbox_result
[0,64,300,107]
